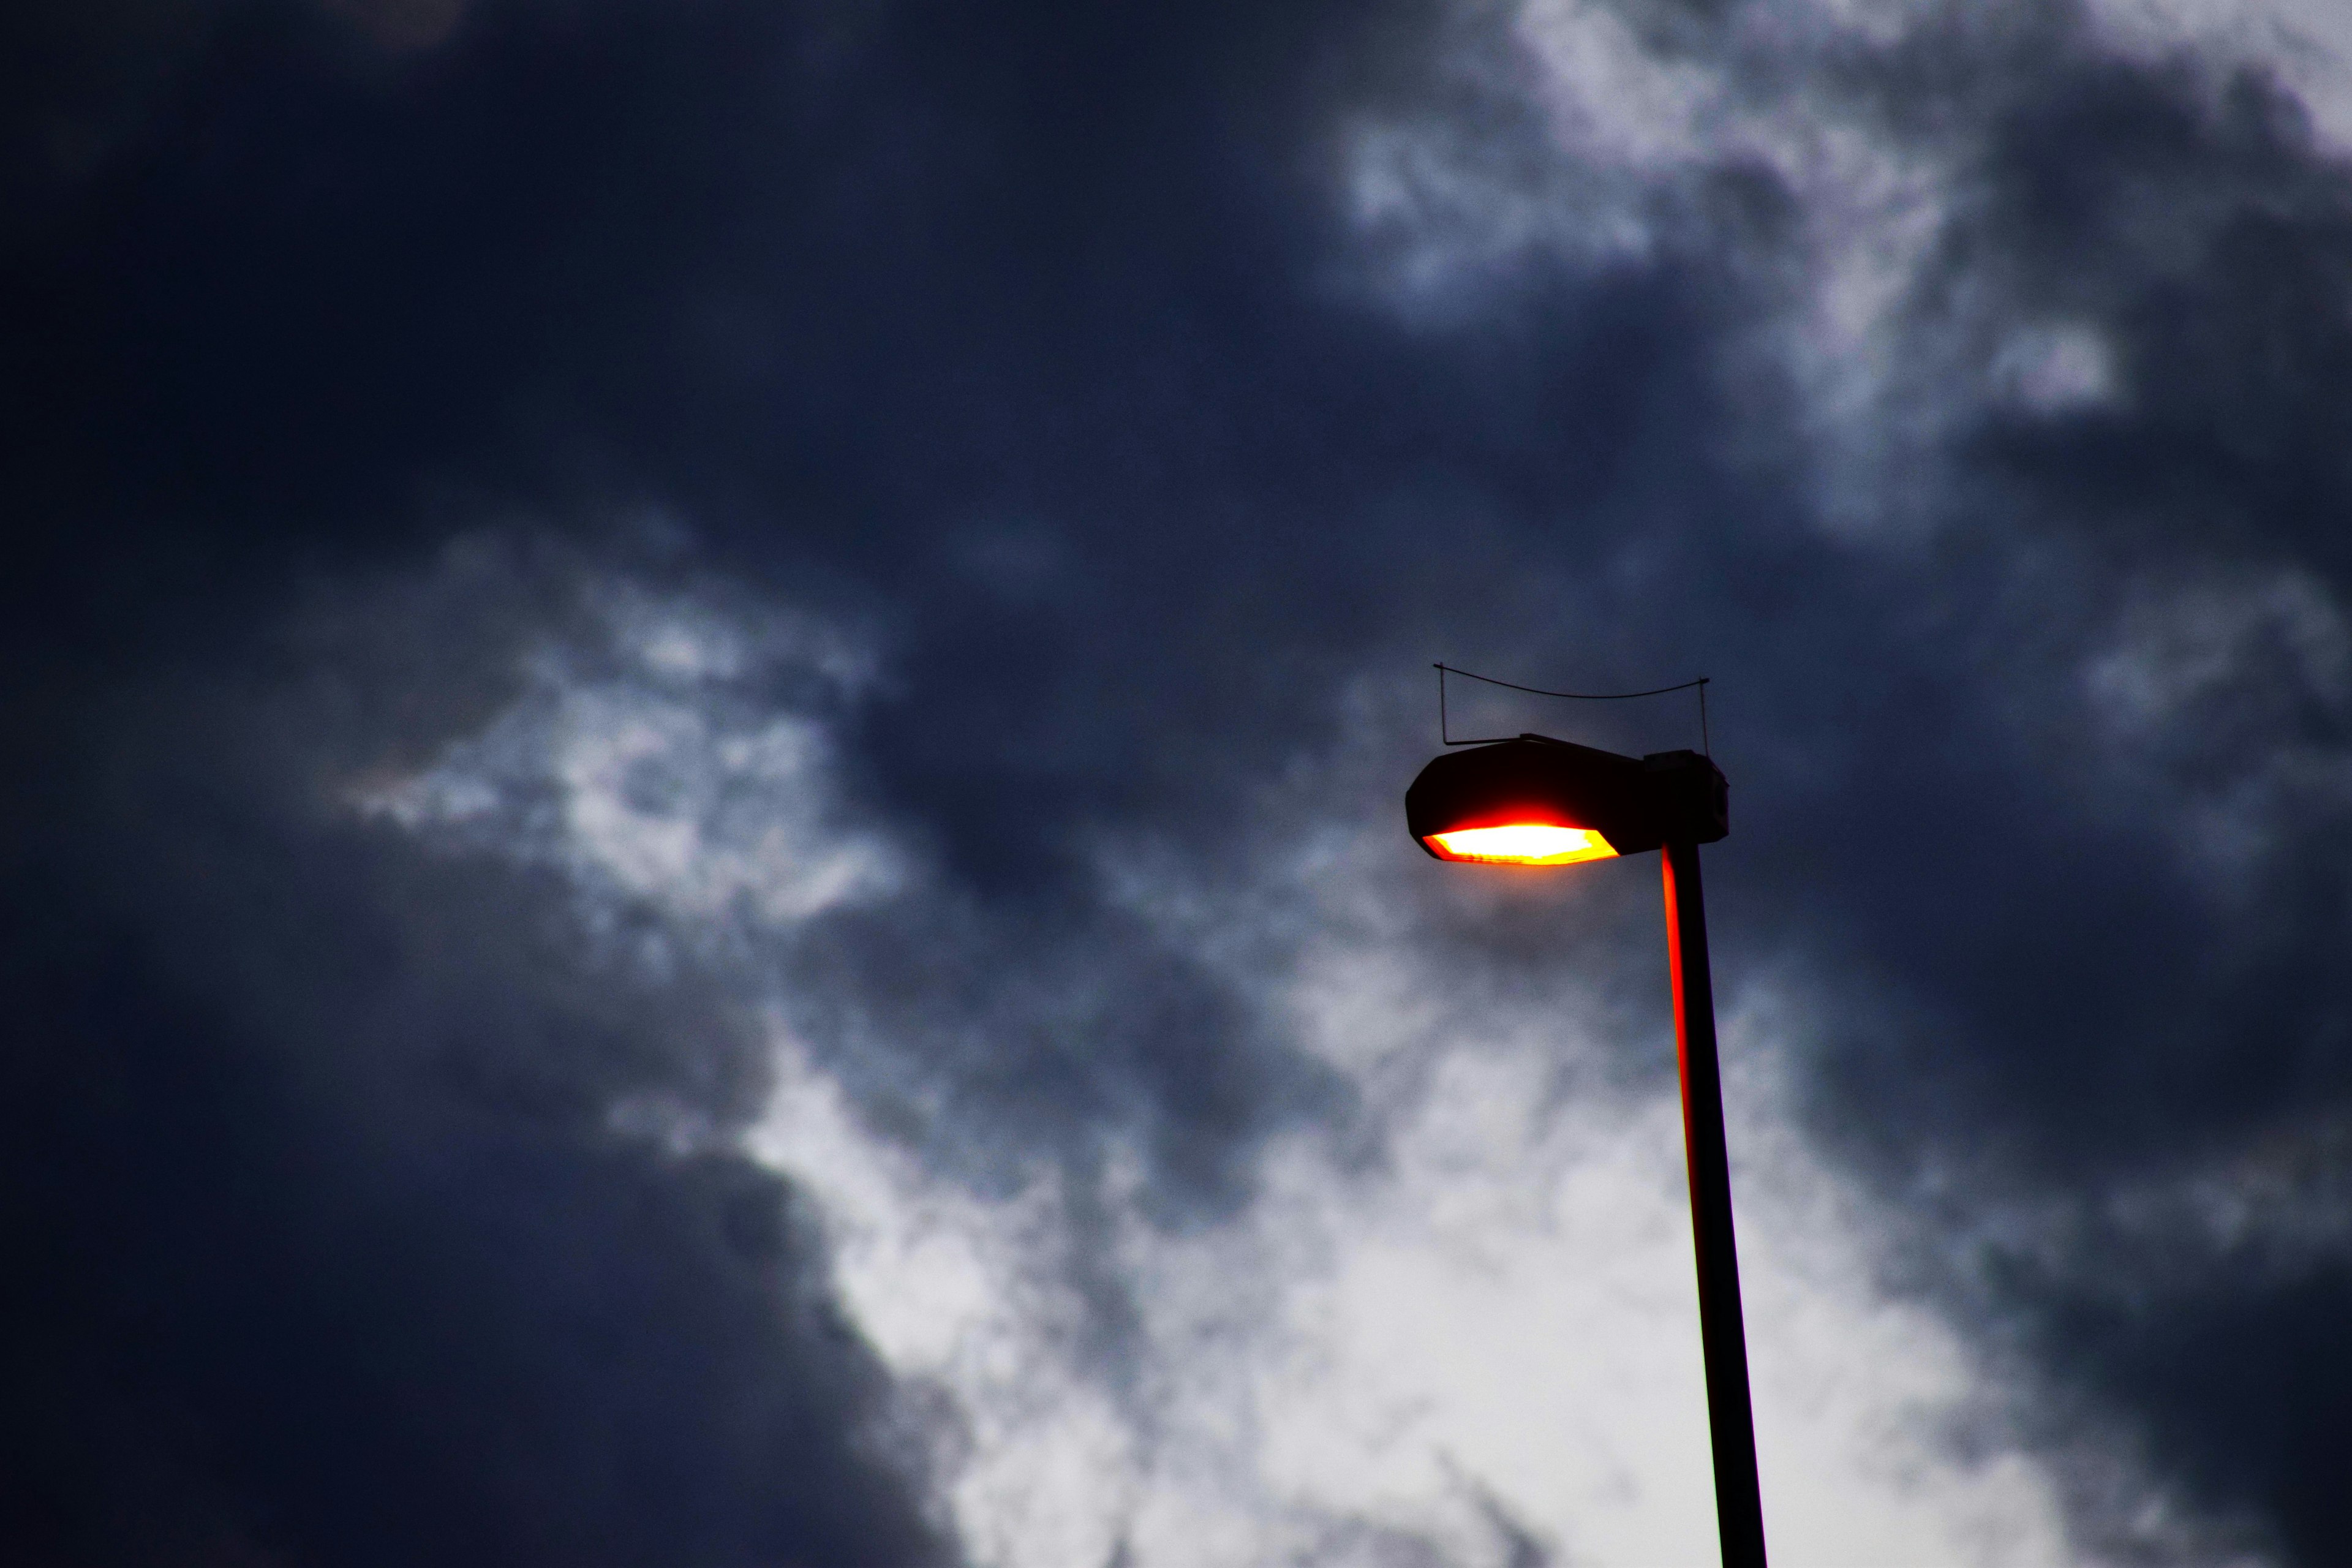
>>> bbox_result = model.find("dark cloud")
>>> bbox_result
[11,0,2352,1560]
[0,579,951,1564]
[1858,43,2352,1564]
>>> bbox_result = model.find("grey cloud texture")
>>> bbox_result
[1,540,953,1564]
[7,0,2352,1562]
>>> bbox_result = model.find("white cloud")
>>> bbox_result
[2076,565,2352,887]
[352,557,2243,1565]
[356,571,903,937]
[1340,0,2352,543]
[2085,568,2352,738]
[752,790,2113,1567]
[2085,0,2352,153]
[1992,324,2118,415]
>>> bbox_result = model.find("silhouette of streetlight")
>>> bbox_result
[1406,731,1763,1568]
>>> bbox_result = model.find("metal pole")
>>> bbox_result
[1662,838,1767,1568]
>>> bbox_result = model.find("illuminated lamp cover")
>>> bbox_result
[1425,823,1618,865]
[1405,735,1728,865]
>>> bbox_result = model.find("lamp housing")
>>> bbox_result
[1406,736,1728,864]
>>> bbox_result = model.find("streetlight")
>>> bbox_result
[1406,733,1763,1568]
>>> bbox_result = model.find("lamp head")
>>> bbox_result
[1406,736,1728,865]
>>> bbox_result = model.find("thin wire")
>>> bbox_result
[1435,663,1713,756]
[1434,663,1709,701]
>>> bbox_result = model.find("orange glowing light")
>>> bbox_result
[1423,823,1619,866]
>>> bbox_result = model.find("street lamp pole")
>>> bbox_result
[1406,734,1765,1567]
[1663,839,1766,1568]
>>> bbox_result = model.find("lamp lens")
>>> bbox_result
[1424,824,1618,865]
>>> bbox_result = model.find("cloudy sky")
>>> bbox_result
[9,0,2352,1563]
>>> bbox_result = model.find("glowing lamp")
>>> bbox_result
[1405,731,1761,1567]
[1405,734,1726,865]
[1425,823,1615,865]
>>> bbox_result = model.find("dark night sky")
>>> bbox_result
[7,0,2352,1563]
